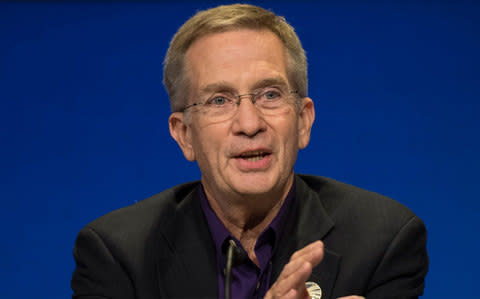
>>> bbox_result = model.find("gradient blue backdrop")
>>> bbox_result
[1,1,479,298]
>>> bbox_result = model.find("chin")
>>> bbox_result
[231,176,280,196]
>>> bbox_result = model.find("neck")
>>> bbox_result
[202,176,293,262]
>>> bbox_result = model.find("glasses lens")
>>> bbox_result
[195,87,296,122]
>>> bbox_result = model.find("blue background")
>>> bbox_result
[1,1,479,298]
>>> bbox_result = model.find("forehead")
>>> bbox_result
[185,29,289,93]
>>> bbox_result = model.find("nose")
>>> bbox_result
[231,95,266,137]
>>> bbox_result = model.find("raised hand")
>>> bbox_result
[265,241,324,299]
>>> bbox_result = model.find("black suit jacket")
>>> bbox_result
[71,175,428,299]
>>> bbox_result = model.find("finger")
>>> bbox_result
[281,241,324,279]
[265,284,308,299]
[271,259,313,296]
[265,262,310,298]
[266,241,325,298]
[289,240,323,259]
[289,240,324,264]
[271,241,324,296]
[277,254,313,281]
[282,289,300,299]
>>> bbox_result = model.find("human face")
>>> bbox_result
[169,29,314,202]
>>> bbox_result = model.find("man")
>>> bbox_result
[71,4,428,299]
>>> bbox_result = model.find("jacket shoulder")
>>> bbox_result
[296,174,428,297]
[297,174,416,222]
[82,181,199,247]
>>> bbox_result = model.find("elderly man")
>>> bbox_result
[71,4,428,299]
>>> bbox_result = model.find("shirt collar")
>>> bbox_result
[199,178,296,262]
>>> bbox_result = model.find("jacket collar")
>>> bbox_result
[154,175,340,299]
[271,175,340,299]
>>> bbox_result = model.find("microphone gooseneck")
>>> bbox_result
[225,240,235,299]
[224,239,246,299]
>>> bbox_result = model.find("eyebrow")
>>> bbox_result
[198,76,289,95]
[251,77,289,90]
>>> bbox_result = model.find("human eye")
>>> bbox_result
[205,95,233,107]
[258,87,283,102]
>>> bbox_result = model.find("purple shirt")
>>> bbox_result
[199,181,295,299]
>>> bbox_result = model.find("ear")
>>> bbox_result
[169,112,196,161]
[297,97,315,149]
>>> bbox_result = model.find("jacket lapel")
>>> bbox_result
[272,175,341,299]
[154,185,218,298]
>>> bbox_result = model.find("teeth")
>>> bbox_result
[240,150,264,157]
[240,150,266,161]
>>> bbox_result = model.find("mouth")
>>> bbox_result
[236,150,270,162]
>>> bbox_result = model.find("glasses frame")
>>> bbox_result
[181,88,299,113]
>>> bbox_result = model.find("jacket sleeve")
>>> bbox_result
[365,216,429,299]
[71,226,135,299]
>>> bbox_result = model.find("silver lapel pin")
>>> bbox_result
[306,281,322,299]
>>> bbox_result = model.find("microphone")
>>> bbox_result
[224,239,246,299]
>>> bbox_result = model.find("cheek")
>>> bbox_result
[191,127,226,165]
[274,120,300,157]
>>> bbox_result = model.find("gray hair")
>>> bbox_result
[163,3,308,112]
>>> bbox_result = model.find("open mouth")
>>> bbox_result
[237,150,270,162]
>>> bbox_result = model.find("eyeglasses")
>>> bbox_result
[181,86,299,122]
